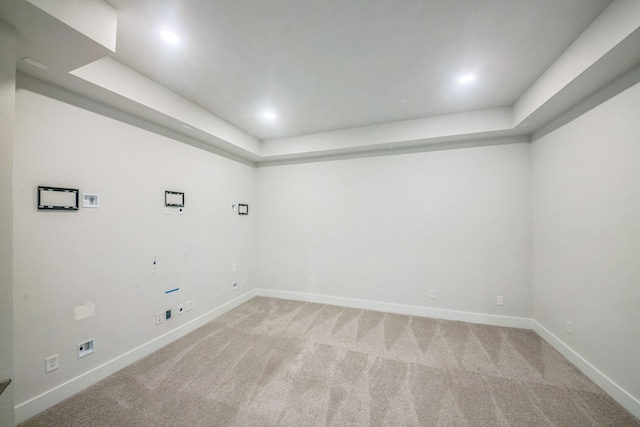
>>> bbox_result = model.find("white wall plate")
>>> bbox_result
[82,193,99,208]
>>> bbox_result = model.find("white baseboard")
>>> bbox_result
[14,289,257,425]
[533,320,640,421]
[15,289,639,424]
[258,289,639,419]
[255,288,533,329]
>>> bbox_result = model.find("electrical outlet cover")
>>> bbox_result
[45,354,59,373]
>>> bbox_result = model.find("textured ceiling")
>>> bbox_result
[106,0,613,140]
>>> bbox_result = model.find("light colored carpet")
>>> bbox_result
[21,297,640,426]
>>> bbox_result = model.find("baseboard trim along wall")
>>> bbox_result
[256,289,639,420]
[255,288,533,329]
[14,289,257,424]
[533,320,640,421]
[15,290,639,423]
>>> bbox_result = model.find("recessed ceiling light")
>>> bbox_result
[459,74,475,84]
[263,111,278,121]
[160,30,180,44]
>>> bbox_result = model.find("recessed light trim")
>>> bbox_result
[160,30,180,44]
[459,74,475,84]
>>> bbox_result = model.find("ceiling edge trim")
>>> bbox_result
[257,135,530,168]
[16,73,258,168]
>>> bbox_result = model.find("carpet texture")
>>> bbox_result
[21,297,640,426]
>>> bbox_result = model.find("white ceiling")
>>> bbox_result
[3,0,640,164]
[107,0,611,140]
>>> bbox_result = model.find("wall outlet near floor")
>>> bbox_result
[45,354,59,373]
[566,320,573,334]
[155,312,164,325]
[178,304,184,315]
[429,290,436,299]
[186,300,194,311]
[233,281,239,290]
[497,296,504,306]
[308,279,314,287]
[77,339,95,359]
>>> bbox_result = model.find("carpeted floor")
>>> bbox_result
[21,297,640,426]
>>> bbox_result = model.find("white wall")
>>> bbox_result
[13,71,640,422]
[13,87,257,419]
[257,143,532,320]
[532,80,640,408]
[0,25,16,427]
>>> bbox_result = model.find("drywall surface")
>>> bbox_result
[257,143,532,318]
[0,26,16,427]
[26,0,117,51]
[13,88,257,409]
[532,81,640,404]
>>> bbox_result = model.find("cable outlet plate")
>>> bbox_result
[78,339,95,359]
[82,193,99,208]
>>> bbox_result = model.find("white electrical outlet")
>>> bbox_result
[45,354,59,373]
[308,279,314,287]
[186,300,194,311]
[566,320,573,334]
[429,290,436,299]
[497,296,504,306]
[155,312,164,325]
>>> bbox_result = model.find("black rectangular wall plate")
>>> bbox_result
[165,191,184,207]
[38,186,79,210]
